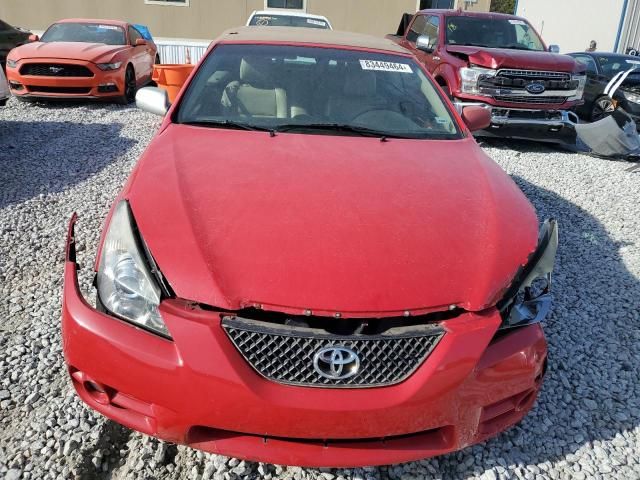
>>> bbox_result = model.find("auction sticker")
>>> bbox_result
[307,19,327,26]
[359,60,412,73]
[97,25,120,30]
[508,19,526,25]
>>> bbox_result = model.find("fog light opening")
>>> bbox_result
[515,390,535,411]
[9,81,24,91]
[98,83,119,93]
[84,379,112,405]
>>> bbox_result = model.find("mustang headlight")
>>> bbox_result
[622,90,640,104]
[498,219,559,329]
[459,67,497,95]
[6,58,19,69]
[96,62,122,71]
[97,201,170,338]
[568,74,586,101]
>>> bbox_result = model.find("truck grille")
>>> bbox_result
[495,95,568,104]
[497,69,571,81]
[222,316,444,388]
[20,63,94,77]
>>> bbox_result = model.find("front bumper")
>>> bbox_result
[6,58,123,100]
[455,101,579,143]
[62,217,548,467]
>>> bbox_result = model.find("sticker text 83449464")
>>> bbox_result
[359,60,413,73]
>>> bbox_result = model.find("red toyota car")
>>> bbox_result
[62,27,558,467]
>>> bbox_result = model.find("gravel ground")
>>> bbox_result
[1,97,639,480]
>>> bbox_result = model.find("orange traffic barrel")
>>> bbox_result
[152,64,195,103]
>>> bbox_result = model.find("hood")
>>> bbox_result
[10,41,127,63]
[447,45,579,72]
[126,126,538,317]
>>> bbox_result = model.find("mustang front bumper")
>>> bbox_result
[62,217,548,467]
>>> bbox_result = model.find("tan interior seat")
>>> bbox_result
[221,57,288,118]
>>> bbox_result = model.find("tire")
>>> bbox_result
[116,65,136,105]
[590,96,616,122]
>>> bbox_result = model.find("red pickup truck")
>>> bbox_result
[389,10,586,142]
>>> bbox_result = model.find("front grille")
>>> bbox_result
[27,86,92,94]
[497,69,571,81]
[494,95,567,104]
[222,316,444,388]
[20,63,93,77]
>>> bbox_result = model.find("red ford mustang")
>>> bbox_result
[6,19,157,103]
[62,27,558,467]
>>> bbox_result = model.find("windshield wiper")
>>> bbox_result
[275,123,412,139]
[182,119,274,133]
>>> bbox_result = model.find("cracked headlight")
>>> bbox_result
[498,219,559,330]
[568,74,586,101]
[459,67,497,95]
[97,201,170,338]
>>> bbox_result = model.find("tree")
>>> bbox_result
[490,0,516,14]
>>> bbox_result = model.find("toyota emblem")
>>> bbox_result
[313,346,360,380]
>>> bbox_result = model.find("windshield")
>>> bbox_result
[445,16,545,51]
[41,23,126,45]
[597,55,640,77]
[177,44,461,140]
[249,14,329,29]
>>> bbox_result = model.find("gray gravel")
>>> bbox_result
[1,97,639,480]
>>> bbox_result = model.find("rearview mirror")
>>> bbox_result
[136,87,170,116]
[135,38,147,46]
[416,35,434,53]
[28,34,39,42]
[549,44,560,53]
[461,106,491,132]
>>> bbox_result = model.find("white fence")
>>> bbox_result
[156,39,210,65]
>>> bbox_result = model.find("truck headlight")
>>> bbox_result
[568,74,586,101]
[498,219,559,330]
[97,201,170,338]
[459,67,497,95]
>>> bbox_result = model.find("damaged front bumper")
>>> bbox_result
[62,215,548,467]
[455,101,579,143]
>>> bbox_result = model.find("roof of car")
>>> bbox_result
[55,18,129,27]
[419,9,525,20]
[250,10,330,21]
[217,26,408,54]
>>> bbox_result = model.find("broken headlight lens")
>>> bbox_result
[623,90,640,105]
[498,219,559,330]
[97,201,170,338]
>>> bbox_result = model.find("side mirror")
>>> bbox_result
[461,106,491,132]
[135,38,147,46]
[416,35,434,53]
[28,34,39,42]
[548,44,560,53]
[136,87,170,116]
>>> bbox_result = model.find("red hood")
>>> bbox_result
[10,41,128,63]
[446,45,579,72]
[126,125,538,317]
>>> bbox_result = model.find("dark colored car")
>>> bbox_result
[0,18,31,68]
[569,52,640,124]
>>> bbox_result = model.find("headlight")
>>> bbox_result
[568,74,586,101]
[96,62,122,71]
[459,67,497,95]
[622,90,640,104]
[498,219,559,329]
[6,58,19,68]
[97,201,170,338]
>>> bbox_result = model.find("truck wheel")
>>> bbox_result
[590,96,615,122]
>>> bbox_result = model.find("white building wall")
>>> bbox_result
[517,0,625,53]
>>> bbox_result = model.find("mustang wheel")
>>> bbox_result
[591,96,616,122]
[117,65,136,104]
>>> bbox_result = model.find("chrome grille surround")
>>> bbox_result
[222,316,444,388]
[497,69,572,81]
